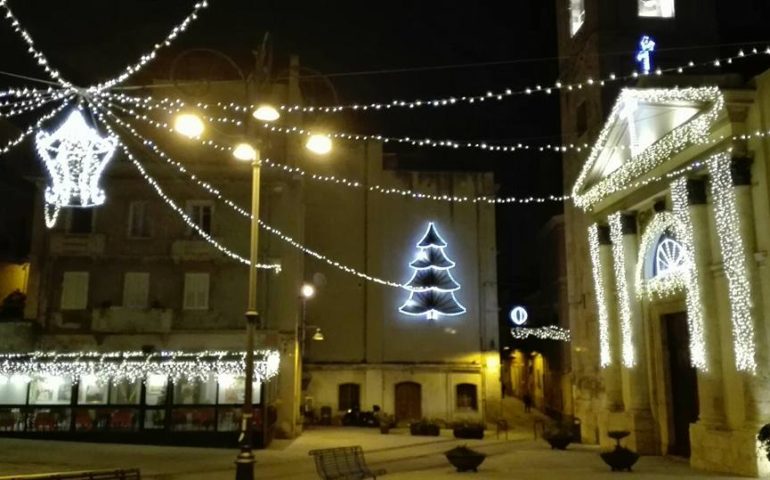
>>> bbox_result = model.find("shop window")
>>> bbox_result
[60,271,89,310]
[456,383,478,410]
[0,376,29,404]
[173,376,216,405]
[569,0,585,36]
[109,379,141,404]
[216,375,260,405]
[77,376,108,404]
[144,374,168,406]
[183,272,210,310]
[338,383,360,412]
[638,0,675,17]
[29,375,72,405]
[123,272,150,309]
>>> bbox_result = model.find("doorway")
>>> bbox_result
[664,312,699,457]
[395,382,421,421]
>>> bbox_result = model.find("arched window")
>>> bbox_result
[652,232,686,278]
[456,383,478,410]
[338,383,360,412]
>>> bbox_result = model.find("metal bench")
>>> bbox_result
[0,469,140,480]
[308,446,386,480]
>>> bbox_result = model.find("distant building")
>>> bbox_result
[0,59,500,446]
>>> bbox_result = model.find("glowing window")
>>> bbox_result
[569,0,585,36]
[653,235,686,277]
[638,0,675,18]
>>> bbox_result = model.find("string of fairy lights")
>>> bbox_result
[0,0,767,380]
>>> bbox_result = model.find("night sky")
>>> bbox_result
[2,1,767,312]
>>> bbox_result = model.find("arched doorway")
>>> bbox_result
[395,382,421,421]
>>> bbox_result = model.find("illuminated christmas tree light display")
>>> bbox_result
[399,223,466,320]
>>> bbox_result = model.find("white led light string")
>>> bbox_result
[92,100,433,291]
[707,152,756,373]
[573,87,725,210]
[588,224,612,368]
[510,325,571,341]
[151,46,767,114]
[0,98,70,156]
[609,212,635,368]
[88,1,209,93]
[0,349,280,383]
[671,177,707,371]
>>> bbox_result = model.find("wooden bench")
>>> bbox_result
[308,446,386,480]
[0,469,140,480]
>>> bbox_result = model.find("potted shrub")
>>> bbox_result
[378,414,395,434]
[543,420,573,450]
[453,420,485,439]
[599,430,640,471]
[445,445,486,472]
[409,418,441,436]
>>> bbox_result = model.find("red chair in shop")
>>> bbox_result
[74,410,93,431]
[110,410,134,429]
[192,409,215,430]
[33,412,57,431]
[0,411,16,431]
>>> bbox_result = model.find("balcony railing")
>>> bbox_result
[49,233,106,256]
[91,306,173,333]
[171,239,224,262]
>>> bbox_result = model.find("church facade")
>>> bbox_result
[573,73,770,476]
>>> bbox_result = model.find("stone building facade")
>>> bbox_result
[1,61,499,444]
[573,75,770,476]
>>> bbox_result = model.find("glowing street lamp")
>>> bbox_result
[253,104,281,122]
[305,134,333,155]
[301,283,316,299]
[174,113,204,138]
[233,142,257,162]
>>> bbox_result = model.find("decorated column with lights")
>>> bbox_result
[728,157,770,424]
[588,224,624,411]
[681,178,726,426]
[609,212,656,453]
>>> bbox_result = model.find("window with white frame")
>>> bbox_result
[127,201,150,238]
[638,0,675,18]
[183,273,210,310]
[569,0,585,36]
[123,272,150,308]
[186,201,213,235]
[60,271,89,310]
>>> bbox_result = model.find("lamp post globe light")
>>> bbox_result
[171,46,332,480]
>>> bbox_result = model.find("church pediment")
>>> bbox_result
[572,87,724,209]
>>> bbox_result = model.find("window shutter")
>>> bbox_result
[123,272,149,308]
[61,272,89,310]
[183,273,209,310]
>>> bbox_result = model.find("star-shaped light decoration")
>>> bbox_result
[35,109,118,227]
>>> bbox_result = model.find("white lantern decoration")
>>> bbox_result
[509,306,528,326]
[35,109,118,227]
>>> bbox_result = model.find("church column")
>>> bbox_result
[685,178,726,426]
[609,212,656,453]
[730,157,770,425]
[593,224,624,411]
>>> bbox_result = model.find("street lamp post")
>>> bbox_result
[171,46,333,480]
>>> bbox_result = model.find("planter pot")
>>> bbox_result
[544,434,571,450]
[454,426,485,439]
[445,447,486,472]
[410,424,440,436]
[379,425,390,434]
[600,446,639,472]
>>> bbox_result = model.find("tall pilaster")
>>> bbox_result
[609,212,656,453]
[685,178,726,426]
[596,225,624,411]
